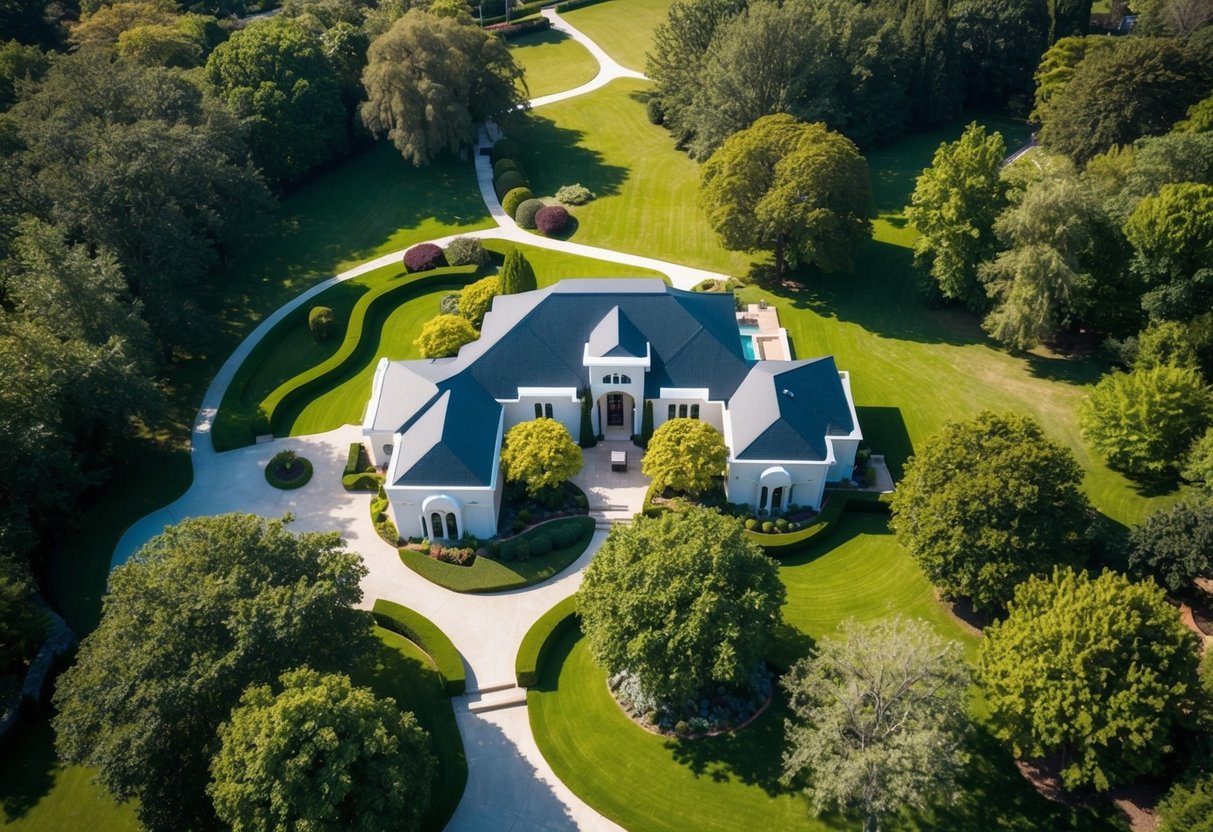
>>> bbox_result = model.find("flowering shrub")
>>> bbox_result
[535,204,569,235]
[403,243,445,273]
[514,198,544,229]
[555,183,594,205]
[431,545,476,566]
[444,236,487,266]
[501,187,533,219]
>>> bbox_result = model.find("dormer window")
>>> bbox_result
[601,373,631,385]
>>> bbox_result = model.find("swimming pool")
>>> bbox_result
[741,336,758,360]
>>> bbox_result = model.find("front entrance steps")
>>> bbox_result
[463,682,528,714]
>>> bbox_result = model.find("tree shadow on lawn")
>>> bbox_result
[855,406,913,482]
[0,719,60,821]
[509,115,630,203]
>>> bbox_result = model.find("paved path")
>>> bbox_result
[109,11,702,830]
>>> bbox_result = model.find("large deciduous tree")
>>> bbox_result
[53,514,374,832]
[1124,183,1213,322]
[413,313,478,358]
[360,10,527,165]
[1079,366,1213,478]
[209,667,435,832]
[1157,776,1213,832]
[907,123,1007,310]
[499,418,583,496]
[0,553,46,671]
[641,418,728,496]
[980,567,1200,791]
[577,507,785,702]
[700,114,871,278]
[889,410,1090,610]
[949,0,1050,108]
[1128,500,1213,593]
[205,17,348,184]
[782,616,970,832]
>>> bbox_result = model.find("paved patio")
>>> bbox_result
[572,440,649,527]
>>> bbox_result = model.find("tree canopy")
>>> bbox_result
[700,114,871,277]
[0,553,46,671]
[209,667,435,832]
[1158,776,1213,832]
[782,616,969,832]
[499,418,583,496]
[889,410,1090,610]
[413,313,478,358]
[52,514,374,832]
[949,0,1050,107]
[1124,183,1213,321]
[979,567,1200,791]
[1129,500,1213,593]
[360,10,527,165]
[577,507,785,702]
[1079,365,1213,478]
[641,418,729,496]
[907,122,1007,310]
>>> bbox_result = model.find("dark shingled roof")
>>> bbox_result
[729,358,855,461]
[392,375,502,487]
[587,306,647,358]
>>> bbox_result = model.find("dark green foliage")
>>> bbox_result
[443,236,488,267]
[500,186,534,219]
[579,389,597,448]
[889,411,1091,610]
[0,553,47,671]
[980,567,1200,791]
[1157,776,1213,832]
[264,450,313,489]
[494,169,528,200]
[1129,501,1213,593]
[578,507,785,703]
[1038,37,1209,164]
[492,158,521,178]
[0,39,50,111]
[950,0,1050,109]
[498,246,537,294]
[514,198,544,229]
[369,600,466,695]
[308,305,336,341]
[1125,183,1213,322]
[53,514,375,832]
[639,399,653,448]
[491,137,521,164]
[515,595,577,687]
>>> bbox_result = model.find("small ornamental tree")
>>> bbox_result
[639,399,654,448]
[535,204,569,235]
[578,389,596,448]
[457,275,499,328]
[889,411,1091,610]
[782,617,970,832]
[498,247,537,295]
[403,243,445,273]
[642,418,727,496]
[209,668,435,832]
[1080,366,1213,478]
[413,314,477,358]
[501,187,533,219]
[308,306,336,341]
[1157,777,1213,832]
[500,418,583,496]
[1129,500,1213,593]
[577,507,785,702]
[979,567,1200,791]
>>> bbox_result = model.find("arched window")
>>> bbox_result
[430,512,445,539]
[602,374,612,383]
[544,403,553,418]
[446,512,459,540]
[759,486,769,511]
[771,486,784,512]
[620,374,631,384]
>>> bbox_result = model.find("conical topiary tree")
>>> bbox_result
[639,399,653,448]
[499,247,537,295]
[579,388,597,448]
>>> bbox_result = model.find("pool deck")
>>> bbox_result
[736,304,791,361]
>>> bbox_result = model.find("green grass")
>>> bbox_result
[510,28,599,99]
[399,517,596,593]
[353,626,467,831]
[512,79,752,274]
[560,0,671,72]
[529,514,1129,832]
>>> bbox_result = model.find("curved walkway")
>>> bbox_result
[111,11,704,831]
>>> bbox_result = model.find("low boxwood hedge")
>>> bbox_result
[264,452,313,490]
[371,599,467,696]
[744,491,891,556]
[342,472,381,491]
[515,595,579,688]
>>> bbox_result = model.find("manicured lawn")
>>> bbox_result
[353,627,468,831]
[510,28,599,98]
[561,0,671,73]
[529,514,1129,832]
[512,79,752,274]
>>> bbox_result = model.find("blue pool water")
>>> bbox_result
[741,336,758,360]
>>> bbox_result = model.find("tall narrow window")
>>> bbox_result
[534,403,543,419]
[679,404,688,418]
[760,486,769,511]
[771,486,784,512]
[690,404,700,420]
[544,403,553,418]
[446,512,458,540]
[430,512,445,539]
[668,404,676,420]
[420,516,428,538]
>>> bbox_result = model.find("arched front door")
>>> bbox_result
[597,391,634,439]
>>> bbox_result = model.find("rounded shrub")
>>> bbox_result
[265,449,313,490]
[494,169,528,201]
[555,184,594,205]
[491,137,520,164]
[646,96,664,125]
[529,534,553,557]
[492,158,521,178]
[535,204,570,235]
[403,243,445,273]
[444,236,488,267]
[744,518,757,531]
[514,198,544,229]
[307,306,335,341]
[439,291,462,315]
[501,187,534,219]
[761,521,774,534]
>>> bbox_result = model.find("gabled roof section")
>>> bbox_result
[392,376,502,488]
[587,305,647,358]
[364,360,439,433]
[729,358,854,462]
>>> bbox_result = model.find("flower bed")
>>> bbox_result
[609,665,775,739]
[264,450,312,490]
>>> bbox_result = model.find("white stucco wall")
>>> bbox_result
[826,437,860,482]
[725,459,831,511]
[387,481,503,541]
[651,398,725,434]
[502,393,581,440]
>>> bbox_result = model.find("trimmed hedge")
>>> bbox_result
[342,472,381,491]
[308,306,335,341]
[494,170,528,201]
[260,265,478,437]
[501,187,534,219]
[490,138,520,164]
[535,204,569,235]
[371,600,467,696]
[492,158,521,178]
[515,198,544,229]
[744,491,891,556]
[403,243,446,273]
[264,453,313,490]
[516,595,578,688]
[344,442,364,476]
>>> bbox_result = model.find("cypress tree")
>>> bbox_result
[639,400,654,448]
[499,247,537,294]
[579,388,597,448]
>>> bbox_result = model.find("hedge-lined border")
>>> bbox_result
[371,600,467,696]
[516,595,578,688]
[744,491,892,556]
[261,265,480,436]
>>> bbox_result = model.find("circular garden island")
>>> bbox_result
[264,449,313,490]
